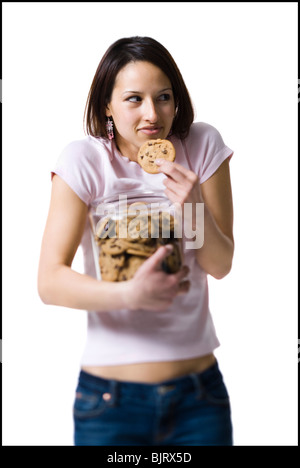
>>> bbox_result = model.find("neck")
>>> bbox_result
[114,137,139,162]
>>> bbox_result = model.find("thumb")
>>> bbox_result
[140,245,173,272]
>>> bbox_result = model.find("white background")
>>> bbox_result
[2,2,298,446]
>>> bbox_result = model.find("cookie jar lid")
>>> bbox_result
[97,188,167,205]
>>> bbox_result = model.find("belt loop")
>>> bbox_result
[108,379,119,407]
[190,373,205,399]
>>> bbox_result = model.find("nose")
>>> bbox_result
[144,99,158,123]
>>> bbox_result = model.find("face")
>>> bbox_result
[106,61,176,161]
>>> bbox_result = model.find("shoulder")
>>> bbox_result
[52,136,111,205]
[58,136,111,165]
[186,122,225,147]
[179,122,233,183]
[181,121,229,165]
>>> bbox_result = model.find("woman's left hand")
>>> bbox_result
[156,158,235,279]
[155,159,203,206]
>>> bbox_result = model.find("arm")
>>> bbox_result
[195,158,234,279]
[156,157,234,280]
[38,175,189,312]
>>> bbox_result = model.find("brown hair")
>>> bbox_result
[84,36,194,140]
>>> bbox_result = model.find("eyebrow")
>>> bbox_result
[122,87,172,96]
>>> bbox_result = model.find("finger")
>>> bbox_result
[163,177,187,197]
[156,160,197,184]
[177,280,191,295]
[140,245,174,272]
[174,265,190,281]
[163,187,185,205]
[155,160,186,184]
[162,265,189,286]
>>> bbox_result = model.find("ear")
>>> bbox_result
[105,104,112,118]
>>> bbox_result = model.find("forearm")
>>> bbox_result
[195,204,234,279]
[38,264,130,311]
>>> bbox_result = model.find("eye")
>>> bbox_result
[127,96,141,103]
[158,93,171,102]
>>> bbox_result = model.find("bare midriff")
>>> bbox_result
[82,353,216,384]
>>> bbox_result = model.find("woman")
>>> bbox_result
[38,36,234,446]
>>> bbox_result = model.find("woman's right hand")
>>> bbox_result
[125,245,190,311]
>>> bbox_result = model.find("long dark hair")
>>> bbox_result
[84,36,194,140]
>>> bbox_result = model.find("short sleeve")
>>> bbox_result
[184,122,234,184]
[51,139,101,206]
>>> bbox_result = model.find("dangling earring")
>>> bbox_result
[106,117,114,140]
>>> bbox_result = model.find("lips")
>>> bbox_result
[138,126,162,136]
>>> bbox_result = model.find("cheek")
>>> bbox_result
[116,110,140,130]
[167,103,176,117]
[113,112,138,137]
[159,103,175,121]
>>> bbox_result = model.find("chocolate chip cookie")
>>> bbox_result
[99,251,126,281]
[137,139,176,174]
[95,204,182,281]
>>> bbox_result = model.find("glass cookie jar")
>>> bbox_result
[89,189,183,281]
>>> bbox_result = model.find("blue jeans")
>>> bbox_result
[73,361,233,446]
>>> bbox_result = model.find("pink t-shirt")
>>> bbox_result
[52,122,233,366]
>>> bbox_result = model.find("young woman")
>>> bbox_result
[38,36,234,446]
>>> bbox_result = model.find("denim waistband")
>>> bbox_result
[77,360,221,402]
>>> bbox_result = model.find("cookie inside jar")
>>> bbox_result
[90,191,183,282]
